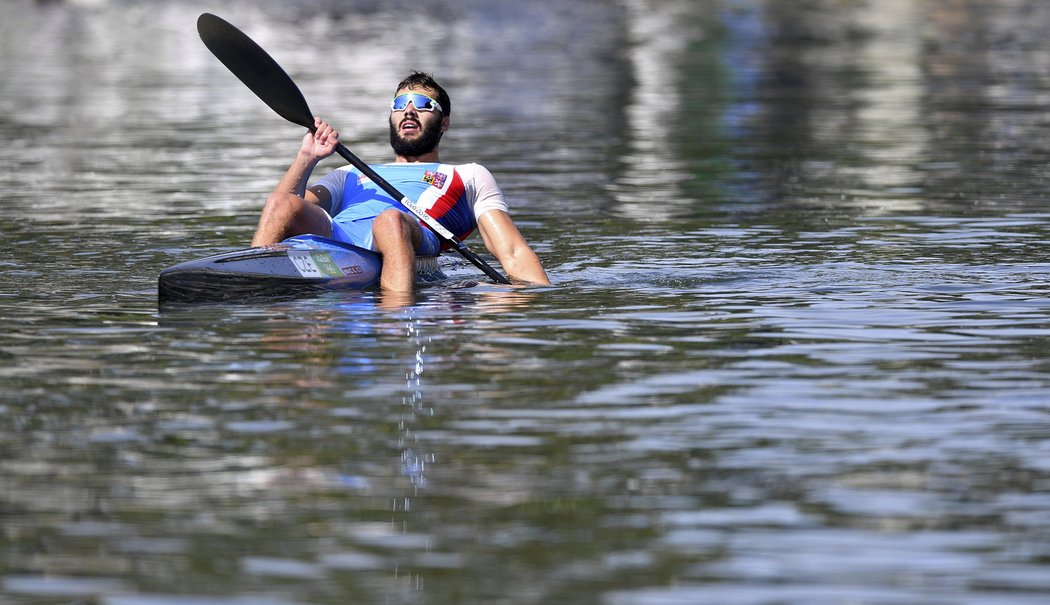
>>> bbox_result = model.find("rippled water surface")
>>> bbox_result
[3,0,1050,604]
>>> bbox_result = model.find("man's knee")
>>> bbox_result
[373,210,417,247]
[264,192,308,222]
[254,193,331,246]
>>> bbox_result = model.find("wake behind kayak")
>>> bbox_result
[158,234,444,304]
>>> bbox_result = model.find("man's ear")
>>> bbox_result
[441,115,450,133]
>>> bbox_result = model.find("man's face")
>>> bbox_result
[389,86,447,158]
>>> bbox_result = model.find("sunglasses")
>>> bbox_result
[391,92,444,113]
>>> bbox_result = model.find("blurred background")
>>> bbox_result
[3,1,1050,604]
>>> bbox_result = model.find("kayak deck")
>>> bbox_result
[158,235,444,304]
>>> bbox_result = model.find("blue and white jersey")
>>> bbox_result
[315,163,509,251]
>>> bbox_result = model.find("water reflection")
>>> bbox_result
[611,0,703,220]
[154,289,554,598]
[742,0,1050,221]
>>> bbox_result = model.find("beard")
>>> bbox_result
[389,116,444,158]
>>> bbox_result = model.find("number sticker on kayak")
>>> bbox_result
[288,251,345,278]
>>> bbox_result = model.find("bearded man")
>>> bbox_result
[252,72,550,292]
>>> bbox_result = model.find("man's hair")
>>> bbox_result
[396,71,451,117]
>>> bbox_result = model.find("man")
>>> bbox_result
[251,72,550,292]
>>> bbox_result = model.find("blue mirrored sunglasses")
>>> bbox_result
[391,92,444,113]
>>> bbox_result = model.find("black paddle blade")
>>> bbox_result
[197,13,314,129]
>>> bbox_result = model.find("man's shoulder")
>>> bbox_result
[448,162,485,170]
[446,162,495,182]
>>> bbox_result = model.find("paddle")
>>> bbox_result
[195,12,510,285]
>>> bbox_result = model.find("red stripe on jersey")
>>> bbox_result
[419,169,471,249]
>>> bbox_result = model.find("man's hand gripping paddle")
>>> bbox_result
[196,13,511,284]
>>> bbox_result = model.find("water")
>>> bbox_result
[3,0,1050,603]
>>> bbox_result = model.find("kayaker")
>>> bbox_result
[251,71,551,292]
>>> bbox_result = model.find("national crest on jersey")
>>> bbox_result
[422,170,447,189]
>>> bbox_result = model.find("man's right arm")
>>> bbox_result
[272,117,338,209]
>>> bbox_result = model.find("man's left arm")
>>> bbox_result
[477,210,551,285]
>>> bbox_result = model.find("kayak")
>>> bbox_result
[158,234,445,304]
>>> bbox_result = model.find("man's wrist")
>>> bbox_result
[294,151,322,166]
